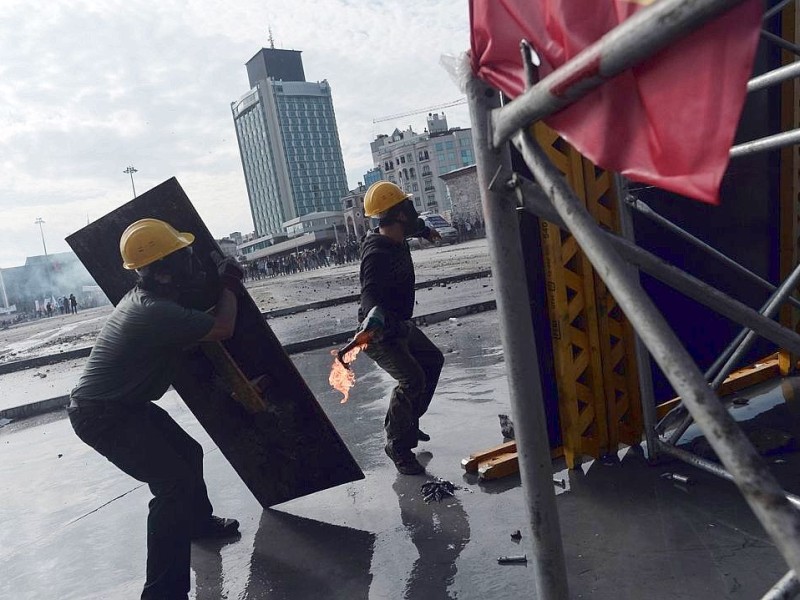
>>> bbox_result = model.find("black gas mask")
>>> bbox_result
[162,246,207,290]
[138,246,207,296]
[381,199,423,237]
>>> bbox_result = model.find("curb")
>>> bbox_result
[0,300,497,422]
[0,348,93,376]
[262,270,491,318]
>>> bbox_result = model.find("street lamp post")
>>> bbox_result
[124,166,138,198]
[34,217,47,256]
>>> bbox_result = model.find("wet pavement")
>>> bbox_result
[0,276,494,413]
[1,309,796,599]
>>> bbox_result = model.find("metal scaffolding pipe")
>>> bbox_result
[510,175,800,357]
[627,197,800,312]
[763,0,795,22]
[748,61,800,93]
[514,128,800,575]
[712,261,800,388]
[730,128,800,159]
[468,77,569,599]
[656,441,800,510]
[761,570,800,600]
[761,30,800,58]
[663,261,800,445]
[492,0,749,146]
[616,177,659,461]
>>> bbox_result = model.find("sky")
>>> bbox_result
[0,0,472,268]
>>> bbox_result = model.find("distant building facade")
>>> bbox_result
[369,113,475,216]
[238,211,344,263]
[363,167,383,188]
[231,48,349,237]
[439,165,481,225]
[0,252,103,315]
[341,184,370,239]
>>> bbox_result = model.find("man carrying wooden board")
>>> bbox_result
[67,218,244,600]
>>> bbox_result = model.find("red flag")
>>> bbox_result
[470,0,763,204]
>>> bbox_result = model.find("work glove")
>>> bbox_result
[212,252,245,295]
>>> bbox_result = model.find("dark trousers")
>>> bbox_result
[365,324,444,452]
[68,402,214,600]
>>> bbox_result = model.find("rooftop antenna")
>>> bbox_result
[268,26,275,49]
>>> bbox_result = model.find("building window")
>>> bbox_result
[412,183,419,192]
[435,142,443,151]
[445,140,455,149]
[399,155,406,164]
[409,167,415,178]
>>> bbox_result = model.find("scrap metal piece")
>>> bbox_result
[498,555,528,564]
[420,478,467,504]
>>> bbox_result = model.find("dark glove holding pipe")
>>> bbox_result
[211,252,245,295]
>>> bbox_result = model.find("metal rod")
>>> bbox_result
[663,260,800,444]
[713,261,800,389]
[616,177,659,461]
[761,570,800,600]
[656,441,800,510]
[514,128,800,575]
[510,175,800,357]
[748,61,800,93]
[492,0,749,147]
[762,30,800,57]
[730,128,800,159]
[468,76,569,599]
[627,197,800,312]
[763,0,795,22]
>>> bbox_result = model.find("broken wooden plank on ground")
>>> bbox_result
[66,177,364,507]
[462,441,564,480]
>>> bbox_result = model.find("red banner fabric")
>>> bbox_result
[469,0,763,204]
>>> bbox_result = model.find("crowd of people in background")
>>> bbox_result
[39,293,79,317]
[244,238,362,281]
[0,294,90,327]
[451,216,485,243]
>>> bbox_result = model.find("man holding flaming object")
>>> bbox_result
[358,181,445,475]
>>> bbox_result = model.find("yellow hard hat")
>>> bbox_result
[363,181,411,217]
[119,218,195,270]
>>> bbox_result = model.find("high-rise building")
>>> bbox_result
[231,48,349,237]
[369,113,474,215]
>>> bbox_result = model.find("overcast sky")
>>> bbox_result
[0,0,472,268]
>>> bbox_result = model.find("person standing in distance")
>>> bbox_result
[68,218,243,600]
[359,181,444,475]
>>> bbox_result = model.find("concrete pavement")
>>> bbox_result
[1,309,794,599]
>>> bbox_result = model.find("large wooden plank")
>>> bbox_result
[66,177,364,507]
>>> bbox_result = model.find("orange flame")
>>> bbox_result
[329,345,364,403]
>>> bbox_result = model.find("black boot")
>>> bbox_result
[385,445,425,475]
[191,516,240,540]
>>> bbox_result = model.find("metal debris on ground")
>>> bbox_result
[498,413,515,439]
[510,530,522,541]
[498,555,528,564]
[661,472,692,484]
[420,478,469,504]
